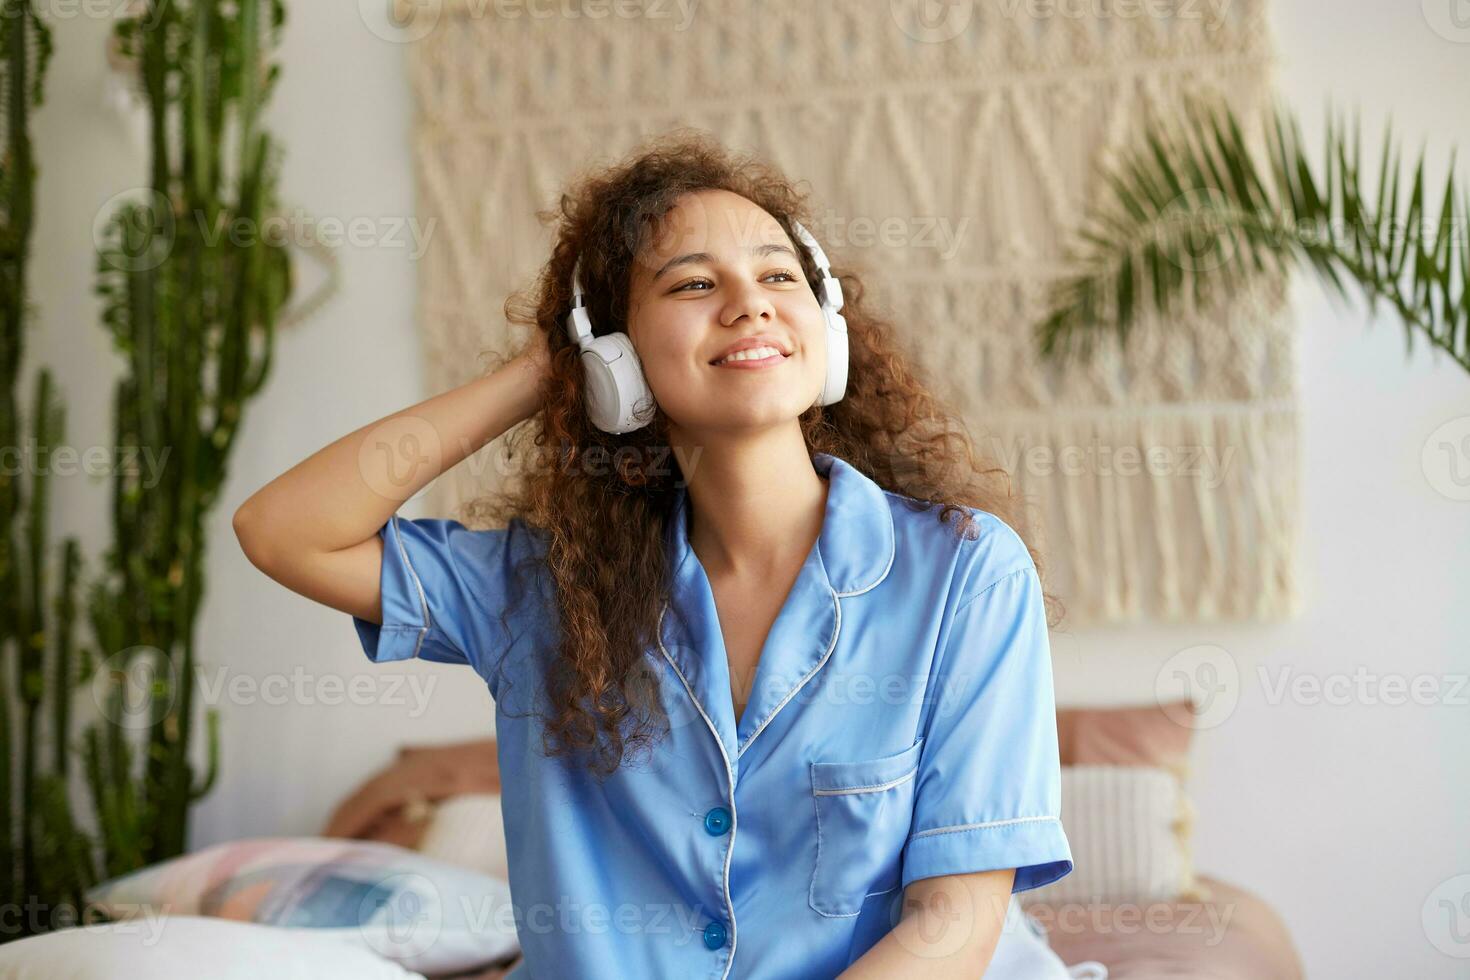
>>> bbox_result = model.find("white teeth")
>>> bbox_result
[716,346,783,365]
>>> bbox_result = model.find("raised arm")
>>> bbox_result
[232,337,549,625]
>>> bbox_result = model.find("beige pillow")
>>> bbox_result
[417,793,510,881]
[1056,699,1208,902]
[1021,765,1193,907]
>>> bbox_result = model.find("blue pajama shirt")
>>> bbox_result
[352,451,1074,979]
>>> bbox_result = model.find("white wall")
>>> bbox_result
[31,3,1468,977]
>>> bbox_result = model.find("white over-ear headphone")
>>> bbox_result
[562,219,849,434]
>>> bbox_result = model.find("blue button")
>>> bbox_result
[702,920,727,949]
[703,806,731,836]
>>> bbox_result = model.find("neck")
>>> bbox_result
[672,428,828,578]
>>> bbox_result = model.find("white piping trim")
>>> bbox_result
[734,497,895,759]
[812,765,918,796]
[736,589,841,760]
[656,603,738,979]
[909,814,1061,839]
[832,511,896,598]
[389,515,430,659]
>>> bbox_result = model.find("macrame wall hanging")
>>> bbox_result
[397,0,1300,625]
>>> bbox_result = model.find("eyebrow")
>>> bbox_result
[650,242,799,283]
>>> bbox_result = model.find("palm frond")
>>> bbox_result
[1037,96,1470,377]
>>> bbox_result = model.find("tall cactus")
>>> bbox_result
[88,0,291,867]
[0,0,75,936]
[2,0,295,941]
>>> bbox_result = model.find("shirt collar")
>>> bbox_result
[666,450,895,595]
[655,450,897,768]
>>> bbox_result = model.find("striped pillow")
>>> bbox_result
[1019,765,1194,907]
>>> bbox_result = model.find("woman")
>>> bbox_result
[234,130,1100,979]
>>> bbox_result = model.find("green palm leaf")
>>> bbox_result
[1037,95,1470,376]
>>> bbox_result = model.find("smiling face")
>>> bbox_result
[625,189,828,438]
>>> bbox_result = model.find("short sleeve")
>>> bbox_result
[901,557,1074,894]
[351,515,532,683]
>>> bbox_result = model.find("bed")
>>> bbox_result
[0,704,1306,979]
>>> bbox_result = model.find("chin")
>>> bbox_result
[673,402,805,432]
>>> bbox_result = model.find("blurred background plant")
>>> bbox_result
[1,0,304,942]
[1037,96,1469,379]
[0,0,85,934]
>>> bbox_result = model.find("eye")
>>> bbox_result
[671,270,802,293]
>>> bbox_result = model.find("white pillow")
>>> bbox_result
[0,915,424,980]
[417,793,510,880]
[1019,764,1190,907]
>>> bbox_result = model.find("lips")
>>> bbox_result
[709,335,792,365]
[712,347,787,368]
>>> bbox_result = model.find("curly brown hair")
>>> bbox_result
[463,127,1063,781]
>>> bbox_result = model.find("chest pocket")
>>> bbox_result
[808,736,924,918]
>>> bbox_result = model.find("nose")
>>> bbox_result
[719,276,776,327]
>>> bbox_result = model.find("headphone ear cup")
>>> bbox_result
[817,308,849,406]
[580,332,655,433]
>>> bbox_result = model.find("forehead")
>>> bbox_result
[630,190,791,282]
